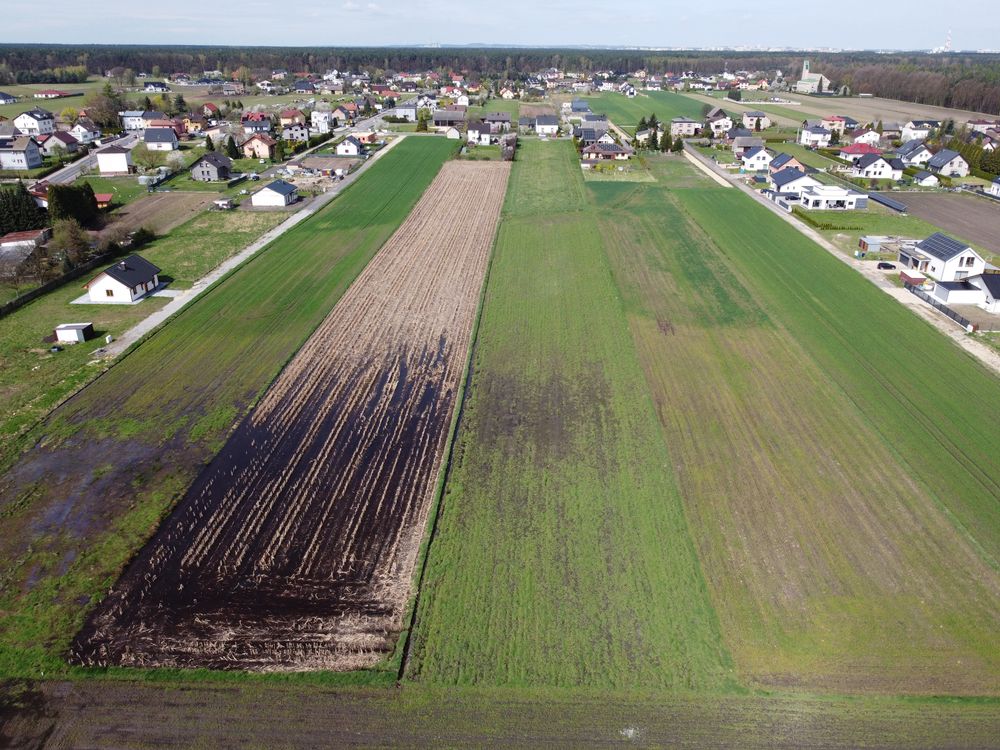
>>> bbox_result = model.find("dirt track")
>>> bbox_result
[72,160,510,671]
[101,192,214,237]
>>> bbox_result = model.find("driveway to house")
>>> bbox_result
[684,145,1000,376]
[41,133,139,185]
[94,135,407,359]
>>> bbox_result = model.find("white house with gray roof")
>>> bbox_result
[899,233,984,282]
[13,109,54,137]
[895,140,933,167]
[926,149,969,178]
[143,127,178,151]
[799,125,831,148]
[902,120,939,142]
[251,179,298,207]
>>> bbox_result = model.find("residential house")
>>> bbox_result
[535,115,559,136]
[741,146,772,172]
[143,127,178,151]
[967,119,999,134]
[222,82,245,97]
[0,136,42,170]
[444,126,462,140]
[570,98,591,115]
[499,87,516,99]
[581,142,633,160]
[853,154,903,181]
[293,80,315,94]
[242,133,278,160]
[579,128,615,146]
[901,120,939,142]
[838,143,882,163]
[900,233,984,283]
[798,184,867,210]
[484,112,512,133]
[742,111,771,130]
[820,115,847,135]
[468,120,491,145]
[144,81,170,92]
[581,112,609,132]
[69,117,101,144]
[13,108,54,136]
[202,102,220,118]
[242,112,273,135]
[281,123,310,142]
[38,131,79,157]
[732,136,765,156]
[279,108,306,127]
[311,109,336,133]
[0,91,15,105]
[336,135,363,156]
[848,128,881,146]
[926,149,969,178]
[769,167,822,197]
[84,255,161,303]
[913,170,939,187]
[633,127,662,146]
[799,125,831,148]
[119,110,146,131]
[896,139,933,167]
[251,179,298,207]
[95,144,132,175]
[989,177,1000,197]
[182,114,207,134]
[769,152,808,175]
[707,113,733,137]
[670,117,701,137]
[190,152,232,181]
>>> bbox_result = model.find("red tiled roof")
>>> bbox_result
[839,143,881,155]
[0,229,47,243]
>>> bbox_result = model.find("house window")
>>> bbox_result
[105,289,114,297]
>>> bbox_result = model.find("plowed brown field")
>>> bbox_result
[71,160,510,671]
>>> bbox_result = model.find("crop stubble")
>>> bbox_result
[71,160,510,671]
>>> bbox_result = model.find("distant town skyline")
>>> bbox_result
[3,0,999,52]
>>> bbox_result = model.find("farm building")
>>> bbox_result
[85,255,161,303]
[798,184,867,211]
[95,145,133,175]
[251,179,298,207]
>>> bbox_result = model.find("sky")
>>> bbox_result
[3,0,999,51]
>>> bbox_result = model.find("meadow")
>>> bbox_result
[409,142,999,696]
[0,137,457,680]
[582,91,705,133]
[407,139,735,689]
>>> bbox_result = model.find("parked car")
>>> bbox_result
[877,262,896,270]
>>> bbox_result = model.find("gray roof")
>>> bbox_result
[913,170,934,180]
[20,107,54,121]
[0,91,15,102]
[535,115,558,126]
[927,149,965,169]
[805,125,830,134]
[143,127,177,143]
[896,139,927,157]
[742,146,768,159]
[856,153,890,170]
[744,110,766,117]
[263,179,297,196]
[915,232,971,262]
[99,255,160,287]
[484,112,511,122]
[193,152,231,169]
[978,273,1000,296]
[908,120,940,128]
[97,144,129,154]
[770,152,797,169]
[771,167,812,187]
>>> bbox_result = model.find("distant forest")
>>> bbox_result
[2,45,1000,114]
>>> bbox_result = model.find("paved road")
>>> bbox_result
[95,135,407,359]
[40,133,139,185]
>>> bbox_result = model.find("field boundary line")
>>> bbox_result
[682,145,1000,377]
[682,149,732,187]
[395,166,509,683]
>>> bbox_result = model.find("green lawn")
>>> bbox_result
[73,175,147,208]
[0,136,459,681]
[467,98,520,120]
[582,91,705,134]
[407,139,735,689]
[774,142,840,169]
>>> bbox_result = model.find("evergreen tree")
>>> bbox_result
[273,140,285,161]
[225,135,239,159]
[671,137,684,153]
[142,95,153,110]
[649,128,658,150]
[637,116,647,133]
[661,130,672,152]
[0,182,46,235]
[205,134,215,152]
[876,120,884,135]
[173,93,187,112]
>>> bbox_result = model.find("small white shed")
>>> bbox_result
[251,179,298,207]
[54,322,95,343]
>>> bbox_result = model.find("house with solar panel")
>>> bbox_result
[899,233,985,283]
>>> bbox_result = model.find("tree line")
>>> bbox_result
[2,45,1000,114]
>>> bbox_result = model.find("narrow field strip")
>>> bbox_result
[0,138,457,679]
[407,141,734,689]
[71,161,511,672]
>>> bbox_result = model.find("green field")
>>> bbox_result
[0,137,458,680]
[409,141,1000,696]
[582,91,705,134]
[407,139,735,689]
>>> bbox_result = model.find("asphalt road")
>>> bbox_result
[41,132,139,185]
